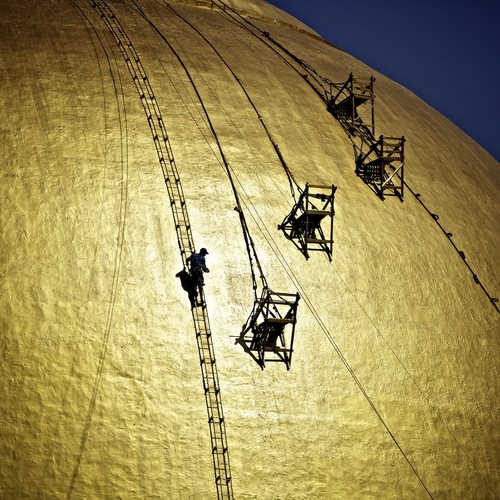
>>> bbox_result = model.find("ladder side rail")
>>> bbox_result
[193,307,233,496]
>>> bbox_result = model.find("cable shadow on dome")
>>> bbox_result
[66,2,130,497]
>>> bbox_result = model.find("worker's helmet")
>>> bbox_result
[200,247,209,255]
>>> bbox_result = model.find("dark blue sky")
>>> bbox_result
[267,0,500,162]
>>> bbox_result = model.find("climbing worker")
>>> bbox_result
[187,248,210,290]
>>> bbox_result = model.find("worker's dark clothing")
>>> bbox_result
[187,252,209,288]
[188,252,208,272]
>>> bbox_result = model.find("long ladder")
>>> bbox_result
[87,1,233,497]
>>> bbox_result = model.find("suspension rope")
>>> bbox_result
[209,0,332,101]
[146,0,297,210]
[164,1,301,202]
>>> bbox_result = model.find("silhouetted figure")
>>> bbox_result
[187,248,210,291]
[175,269,198,308]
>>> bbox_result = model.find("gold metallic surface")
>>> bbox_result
[1,1,499,498]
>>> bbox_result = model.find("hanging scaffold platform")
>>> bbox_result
[237,288,300,371]
[278,183,337,261]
